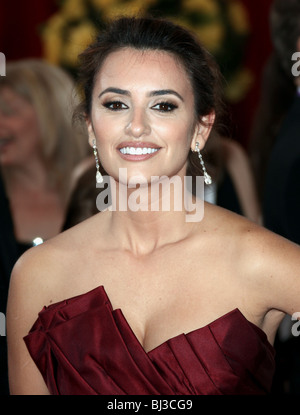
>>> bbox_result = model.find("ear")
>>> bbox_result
[190,111,215,152]
[86,117,96,148]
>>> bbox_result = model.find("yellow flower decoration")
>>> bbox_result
[182,0,219,16]
[99,0,156,20]
[62,21,98,66]
[41,0,252,102]
[228,1,250,34]
[194,22,225,52]
[41,14,65,65]
[61,0,87,21]
[89,0,119,9]
[224,68,254,103]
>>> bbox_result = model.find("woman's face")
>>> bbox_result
[87,48,210,184]
[0,87,41,167]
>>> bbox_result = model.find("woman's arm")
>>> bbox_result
[243,224,300,337]
[6,249,51,394]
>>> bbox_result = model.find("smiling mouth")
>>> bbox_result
[117,142,161,161]
[119,147,159,155]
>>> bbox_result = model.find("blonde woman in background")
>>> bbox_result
[0,59,89,248]
[0,59,89,394]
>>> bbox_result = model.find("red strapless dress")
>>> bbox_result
[24,285,275,395]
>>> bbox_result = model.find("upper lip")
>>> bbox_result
[117,141,161,149]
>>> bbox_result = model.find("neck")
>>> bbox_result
[1,159,52,195]
[102,172,205,256]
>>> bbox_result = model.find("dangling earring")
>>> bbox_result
[195,142,212,185]
[92,139,103,184]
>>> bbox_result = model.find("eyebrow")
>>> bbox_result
[98,87,184,101]
[98,87,129,98]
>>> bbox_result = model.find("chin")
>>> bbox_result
[115,169,150,187]
[0,155,14,166]
[0,153,24,168]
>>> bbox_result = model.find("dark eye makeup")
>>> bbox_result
[102,100,178,113]
[102,101,128,111]
[152,102,178,112]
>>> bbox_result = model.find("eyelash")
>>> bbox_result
[102,100,178,112]
[103,101,127,111]
[152,102,178,112]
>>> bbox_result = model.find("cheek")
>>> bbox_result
[15,108,40,141]
[22,117,41,148]
[90,116,120,173]
[160,119,194,152]
[91,112,119,146]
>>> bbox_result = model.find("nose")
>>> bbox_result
[125,107,151,138]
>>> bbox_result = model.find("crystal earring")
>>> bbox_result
[195,142,212,185]
[92,139,103,184]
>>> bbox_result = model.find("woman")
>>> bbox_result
[7,17,300,395]
[0,59,88,395]
[0,59,89,248]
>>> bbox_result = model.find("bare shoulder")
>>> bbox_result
[6,235,69,394]
[202,201,259,239]
[7,211,110,394]
[9,211,107,309]
[204,203,300,316]
[9,240,65,309]
[242,218,300,315]
[7,235,72,346]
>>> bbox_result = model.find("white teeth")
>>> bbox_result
[120,147,158,155]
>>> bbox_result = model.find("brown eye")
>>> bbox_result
[103,101,127,111]
[152,102,177,112]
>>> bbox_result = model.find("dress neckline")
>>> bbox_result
[43,284,275,355]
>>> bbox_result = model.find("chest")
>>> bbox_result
[67,246,245,353]
[27,283,275,395]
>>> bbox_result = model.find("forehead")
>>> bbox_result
[94,48,192,93]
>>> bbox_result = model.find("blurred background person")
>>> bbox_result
[0,58,89,394]
[204,128,261,224]
[250,0,300,394]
